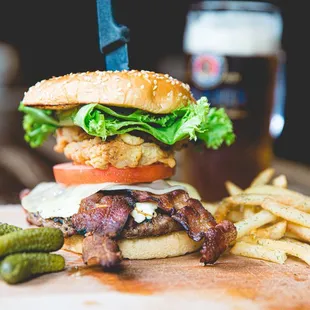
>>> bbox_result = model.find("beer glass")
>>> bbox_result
[176,1,284,201]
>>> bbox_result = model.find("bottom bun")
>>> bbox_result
[63,231,203,260]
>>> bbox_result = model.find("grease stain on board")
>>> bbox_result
[64,249,310,309]
[68,265,162,295]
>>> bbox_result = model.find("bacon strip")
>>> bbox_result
[73,189,236,267]
[72,194,133,268]
[171,198,216,241]
[82,234,122,268]
[200,220,236,264]
[72,195,132,237]
[131,189,189,211]
[131,190,237,264]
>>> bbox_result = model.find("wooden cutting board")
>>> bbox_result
[1,206,310,310]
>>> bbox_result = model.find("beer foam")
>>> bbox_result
[183,10,282,56]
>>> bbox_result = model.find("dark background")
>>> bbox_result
[1,0,297,160]
[0,0,306,202]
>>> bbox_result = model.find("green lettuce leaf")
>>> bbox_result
[18,104,59,148]
[19,97,235,149]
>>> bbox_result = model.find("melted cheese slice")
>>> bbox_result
[22,180,193,219]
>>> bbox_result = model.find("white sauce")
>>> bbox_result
[130,202,158,224]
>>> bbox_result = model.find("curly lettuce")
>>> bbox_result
[19,97,235,149]
[18,105,59,148]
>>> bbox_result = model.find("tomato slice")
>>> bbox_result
[53,162,174,185]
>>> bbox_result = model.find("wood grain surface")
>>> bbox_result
[1,206,310,310]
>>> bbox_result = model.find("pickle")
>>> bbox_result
[0,223,22,236]
[0,253,65,284]
[0,227,64,258]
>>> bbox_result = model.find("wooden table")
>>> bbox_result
[1,158,310,310]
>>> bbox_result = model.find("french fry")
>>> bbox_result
[214,199,232,222]
[235,210,277,239]
[284,231,300,240]
[287,223,310,243]
[225,181,243,196]
[257,238,310,265]
[225,193,291,209]
[221,169,310,266]
[249,168,275,187]
[226,210,243,223]
[231,241,287,264]
[227,191,310,214]
[226,193,268,207]
[262,201,310,228]
[202,202,218,216]
[239,235,257,244]
[243,206,256,219]
[254,221,287,240]
[245,185,310,213]
[272,175,288,188]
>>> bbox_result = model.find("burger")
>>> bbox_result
[19,70,237,268]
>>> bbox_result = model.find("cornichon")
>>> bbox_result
[0,227,64,258]
[0,223,22,236]
[0,253,65,284]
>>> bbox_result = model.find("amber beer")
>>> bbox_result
[175,2,283,201]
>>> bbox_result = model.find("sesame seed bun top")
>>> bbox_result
[22,70,195,114]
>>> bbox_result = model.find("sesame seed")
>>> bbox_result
[167,91,173,97]
[182,83,190,91]
[140,85,145,89]
[127,82,131,88]
[154,80,157,84]
[178,93,182,97]
[153,85,158,90]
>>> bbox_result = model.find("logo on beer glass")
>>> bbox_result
[191,54,227,89]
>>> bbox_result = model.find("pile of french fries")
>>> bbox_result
[212,168,310,265]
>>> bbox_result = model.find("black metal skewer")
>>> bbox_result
[96,0,130,71]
